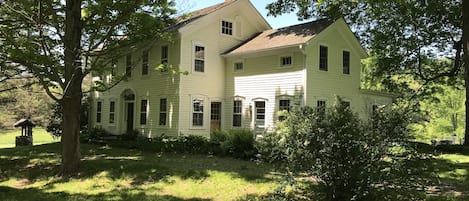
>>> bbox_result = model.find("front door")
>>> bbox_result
[254,101,266,134]
[126,102,134,133]
[210,102,222,136]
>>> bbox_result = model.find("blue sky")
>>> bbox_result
[175,0,302,29]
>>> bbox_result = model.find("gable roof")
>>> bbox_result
[224,18,333,56]
[169,0,238,31]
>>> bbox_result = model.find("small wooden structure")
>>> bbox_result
[14,118,35,147]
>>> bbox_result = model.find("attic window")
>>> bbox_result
[281,56,292,67]
[221,20,233,36]
[234,62,244,72]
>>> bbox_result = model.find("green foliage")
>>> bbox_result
[0,80,54,129]
[212,129,256,159]
[46,98,90,137]
[258,103,421,200]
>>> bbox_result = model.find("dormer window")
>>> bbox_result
[221,20,233,36]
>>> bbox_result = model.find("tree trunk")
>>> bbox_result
[464,0,469,145]
[60,78,82,176]
[60,0,83,176]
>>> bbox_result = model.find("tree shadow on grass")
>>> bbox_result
[0,142,278,199]
[0,186,211,201]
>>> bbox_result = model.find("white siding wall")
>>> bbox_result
[224,51,306,132]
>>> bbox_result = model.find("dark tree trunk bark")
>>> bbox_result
[60,0,83,176]
[464,0,469,146]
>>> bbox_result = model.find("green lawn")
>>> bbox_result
[0,143,278,201]
[1,132,469,201]
[0,128,60,149]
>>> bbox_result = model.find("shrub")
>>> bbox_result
[258,103,419,201]
[121,129,140,141]
[213,129,256,159]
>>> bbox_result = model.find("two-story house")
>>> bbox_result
[90,0,393,138]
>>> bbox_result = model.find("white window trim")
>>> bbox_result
[319,44,329,72]
[278,98,292,121]
[279,55,293,68]
[233,98,243,128]
[190,96,206,129]
[108,99,117,125]
[141,50,150,77]
[158,97,168,127]
[220,19,234,36]
[192,42,206,74]
[342,49,351,75]
[96,100,103,125]
[139,99,149,126]
[233,60,244,72]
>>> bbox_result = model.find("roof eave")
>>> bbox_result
[222,43,304,57]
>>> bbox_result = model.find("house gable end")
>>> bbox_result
[178,0,271,37]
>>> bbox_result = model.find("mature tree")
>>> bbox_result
[0,0,176,176]
[267,0,469,145]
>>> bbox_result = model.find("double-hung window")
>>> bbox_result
[319,46,328,71]
[194,45,205,73]
[159,98,167,126]
[96,101,102,123]
[142,50,149,75]
[233,100,242,127]
[278,99,291,121]
[317,100,326,119]
[140,99,148,125]
[161,45,168,63]
[109,101,115,124]
[343,51,350,74]
[192,98,204,127]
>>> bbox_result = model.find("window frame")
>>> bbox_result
[233,100,242,127]
[159,98,167,126]
[142,50,149,76]
[316,99,326,117]
[193,44,205,73]
[342,50,350,74]
[96,101,102,124]
[161,45,169,65]
[192,98,204,127]
[278,99,291,121]
[109,100,115,124]
[280,55,292,67]
[221,20,234,36]
[140,99,148,125]
[319,45,328,71]
[233,61,244,72]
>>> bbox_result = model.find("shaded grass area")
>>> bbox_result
[0,128,60,149]
[1,138,469,200]
[0,143,278,201]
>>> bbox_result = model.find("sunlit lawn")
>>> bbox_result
[0,142,279,201]
[1,130,469,201]
[0,128,60,149]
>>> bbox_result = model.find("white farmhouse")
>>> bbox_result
[90,0,393,138]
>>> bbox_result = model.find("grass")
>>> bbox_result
[0,128,60,149]
[0,143,279,201]
[1,131,469,201]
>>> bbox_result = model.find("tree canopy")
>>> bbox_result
[267,0,469,145]
[0,0,177,176]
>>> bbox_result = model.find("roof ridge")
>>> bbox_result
[177,0,238,24]
[274,18,332,31]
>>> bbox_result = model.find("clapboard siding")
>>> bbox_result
[224,51,306,131]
